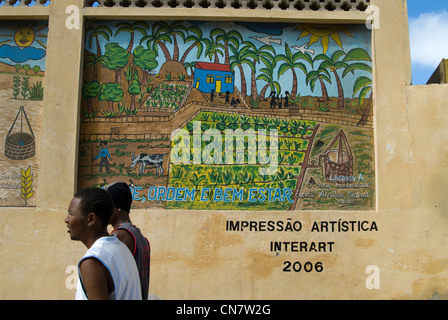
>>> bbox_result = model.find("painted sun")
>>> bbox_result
[296,24,354,54]
[14,27,36,47]
[0,23,47,49]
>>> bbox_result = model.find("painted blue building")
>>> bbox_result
[194,62,234,94]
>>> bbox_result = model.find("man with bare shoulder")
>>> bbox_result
[105,182,151,300]
[65,187,142,300]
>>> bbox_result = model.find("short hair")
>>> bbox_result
[104,182,132,213]
[74,188,114,226]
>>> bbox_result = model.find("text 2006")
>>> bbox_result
[282,261,324,272]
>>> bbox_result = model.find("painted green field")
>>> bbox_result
[167,111,317,211]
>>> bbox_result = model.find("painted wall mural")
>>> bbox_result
[78,20,374,211]
[0,21,47,207]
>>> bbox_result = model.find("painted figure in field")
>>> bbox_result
[94,141,112,173]
[78,20,375,211]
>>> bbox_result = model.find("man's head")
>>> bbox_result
[105,182,132,212]
[104,182,132,226]
[65,188,114,244]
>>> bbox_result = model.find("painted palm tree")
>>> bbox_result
[257,58,280,100]
[183,61,196,77]
[353,76,372,126]
[206,37,224,64]
[210,28,243,65]
[154,21,187,61]
[86,24,113,56]
[115,21,148,53]
[243,41,276,100]
[306,61,332,101]
[229,43,256,99]
[140,24,173,62]
[180,26,211,65]
[341,48,373,126]
[275,42,312,101]
[84,53,107,81]
[342,48,372,77]
[314,50,347,110]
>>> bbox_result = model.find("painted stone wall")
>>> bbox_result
[78,20,375,211]
[0,21,47,207]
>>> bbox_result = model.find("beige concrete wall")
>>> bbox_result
[1,0,447,300]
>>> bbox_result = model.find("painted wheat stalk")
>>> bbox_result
[20,166,34,206]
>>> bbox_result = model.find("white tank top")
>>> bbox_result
[76,235,142,300]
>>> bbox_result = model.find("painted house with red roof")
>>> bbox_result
[194,61,234,94]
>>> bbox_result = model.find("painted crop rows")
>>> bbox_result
[167,111,317,210]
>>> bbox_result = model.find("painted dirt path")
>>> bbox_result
[80,100,372,139]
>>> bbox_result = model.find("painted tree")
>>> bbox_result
[22,64,31,75]
[140,24,172,62]
[314,50,347,110]
[275,42,312,101]
[180,26,211,65]
[352,76,372,126]
[153,21,187,61]
[306,61,332,101]
[342,48,373,125]
[210,28,243,65]
[82,80,101,114]
[244,41,276,101]
[229,43,256,98]
[132,45,158,87]
[206,37,224,64]
[99,83,124,113]
[32,66,40,75]
[125,67,141,112]
[184,61,196,77]
[115,21,148,53]
[257,58,280,100]
[84,53,107,81]
[103,42,130,83]
[342,48,372,77]
[86,24,113,56]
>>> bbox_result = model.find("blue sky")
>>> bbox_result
[407,0,448,84]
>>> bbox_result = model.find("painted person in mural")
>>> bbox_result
[65,187,142,300]
[94,140,112,173]
[105,181,151,300]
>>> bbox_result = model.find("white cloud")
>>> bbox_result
[409,11,448,68]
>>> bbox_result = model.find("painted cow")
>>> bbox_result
[130,152,167,177]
